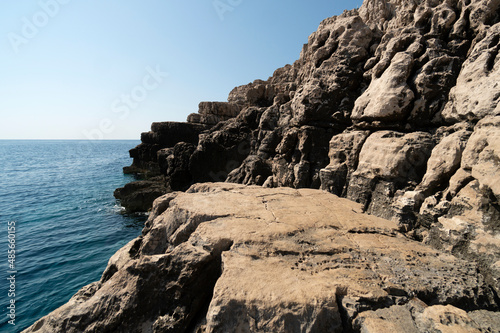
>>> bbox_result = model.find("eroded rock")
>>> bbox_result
[346,131,434,219]
[23,183,499,333]
[320,130,369,196]
[352,52,415,125]
[105,1,500,329]
[187,102,242,125]
[443,23,500,122]
[353,299,499,333]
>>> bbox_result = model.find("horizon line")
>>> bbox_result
[0,138,140,141]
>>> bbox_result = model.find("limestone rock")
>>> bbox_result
[443,23,500,122]
[121,124,205,174]
[23,183,499,333]
[228,80,276,107]
[107,1,500,329]
[132,122,208,176]
[119,0,500,234]
[188,108,260,184]
[469,310,500,333]
[359,0,420,31]
[289,14,373,127]
[346,131,434,219]
[158,142,196,191]
[320,130,369,196]
[350,131,434,184]
[409,55,462,125]
[116,122,208,211]
[426,180,500,296]
[417,129,471,195]
[119,0,500,222]
[353,299,497,333]
[113,180,167,213]
[460,116,500,198]
[187,102,241,125]
[352,52,415,125]
[269,125,334,189]
[225,155,272,186]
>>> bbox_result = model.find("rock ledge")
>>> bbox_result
[24,183,499,332]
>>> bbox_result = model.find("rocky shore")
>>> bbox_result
[25,0,500,331]
[23,183,500,332]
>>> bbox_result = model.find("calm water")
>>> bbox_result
[0,140,145,332]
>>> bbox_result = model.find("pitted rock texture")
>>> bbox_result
[442,23,500,123]
[354,299,500,333]
[23,183,500,332]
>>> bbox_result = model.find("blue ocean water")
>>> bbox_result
[0,140,146,332]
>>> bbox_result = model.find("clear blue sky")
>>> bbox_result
[0,0,362,140]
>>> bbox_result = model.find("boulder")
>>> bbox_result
[352,52,415,125]
[346,131,434,220]
[113,180,167,213]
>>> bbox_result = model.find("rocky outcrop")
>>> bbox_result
[105,0,500,329]
[124,122,209,177]
[113,180,168,213]
[442,23,500,122]
[120,0,499,216]
[345,130,434,221]
[354,299,500,333]
[23,183,500,332]
[320,130,369,196]
[115,122,209,211]
[187,102,242,125]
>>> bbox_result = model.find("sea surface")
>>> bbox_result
[0,140,146,332]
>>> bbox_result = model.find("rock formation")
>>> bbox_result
[115,0,500,307]
[29,0,500,331]
[23,184,500,332]
[115,122,210,212]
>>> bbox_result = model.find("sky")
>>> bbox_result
[0,0,362,140]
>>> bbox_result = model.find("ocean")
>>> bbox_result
[0,140,146,332]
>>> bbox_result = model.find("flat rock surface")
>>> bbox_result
[24,183,499,332]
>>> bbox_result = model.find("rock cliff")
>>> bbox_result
[115,0,500,308]
[28,0,500,331]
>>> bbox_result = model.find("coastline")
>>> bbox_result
[19,0,500,330]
